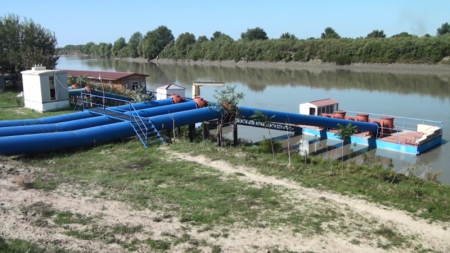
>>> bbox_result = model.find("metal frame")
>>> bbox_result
[237,118,300,132]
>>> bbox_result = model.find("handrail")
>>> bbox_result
[80,91,149,145]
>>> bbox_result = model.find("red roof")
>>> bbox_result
[309,98,339,107]
[65,70,148,81]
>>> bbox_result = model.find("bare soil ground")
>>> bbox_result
[1,151,449,253]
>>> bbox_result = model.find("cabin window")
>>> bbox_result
[49,76,56,100]
[132,81,140,91]
[335,104,339,111]
[330,105,334,113]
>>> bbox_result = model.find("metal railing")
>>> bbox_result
[344,110,443,145]
[79,91,150,146]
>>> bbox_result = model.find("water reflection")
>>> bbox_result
[60,56,450,99]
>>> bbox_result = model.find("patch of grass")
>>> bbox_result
[111,224,143,234]
[53,212,92,226]
[374,225,407,249]
[0,236,75,253]
[169,140,450,222]
[145,238,171,251]
[20,202,54,218]
[0,89,74,121]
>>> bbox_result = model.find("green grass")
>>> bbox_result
[22,140,341,231]
[53,212,93,226]
[0,236,75,253]
[0,89,74,121]
[169,141,450,222]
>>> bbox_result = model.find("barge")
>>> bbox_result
[299,99,443,155]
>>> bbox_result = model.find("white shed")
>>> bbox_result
[299,98,339,116]
[156,83,186,100]
[21,66,70,113]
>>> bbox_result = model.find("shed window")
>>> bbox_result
[49,76,56,100]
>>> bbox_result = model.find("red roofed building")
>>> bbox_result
[65,70,149,93]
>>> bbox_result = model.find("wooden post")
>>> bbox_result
[202,122,210,141]
[233,122,238,146]
[189,124,195,142]
[217,120,222,146]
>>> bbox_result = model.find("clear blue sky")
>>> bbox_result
[2,0,449,46]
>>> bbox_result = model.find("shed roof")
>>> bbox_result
[309,98,339,107]
[157,83,186,90]
[65,70,149,81]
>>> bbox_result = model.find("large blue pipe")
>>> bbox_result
[0,102,199,137]
[0,111,99,128]
[68,88,133,101]
[0,122,136,156]
[0,98,175,128]
[108,98,174,112]
[0,107,221,156]
[0,116,121,137]
[239,107,379,133]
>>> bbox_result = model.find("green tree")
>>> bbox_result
[105,43,112,57]
[197,35,209,43]
[0,14,58,73]
[391,32,415,38]
[321,27,340,39]
[141,26,174,59]
[128,31,142,58]
[366,30,386,38]
[241,27,268,41]
[210,85,245,146]
[112,37,126,57]
[335,122,357,164]
[280,32,296,39]
[210,31,223,41]
[175,32,196,55]
[437,22,450,36]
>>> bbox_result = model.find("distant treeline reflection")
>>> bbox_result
[82,58,450,99]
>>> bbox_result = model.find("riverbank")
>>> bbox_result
[116,57,450,76]
[1,90,449,252]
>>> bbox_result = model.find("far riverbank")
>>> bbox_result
[113,57,450,76]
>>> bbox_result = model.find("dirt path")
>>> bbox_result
[1,152,449,253]
[166,149,450,252]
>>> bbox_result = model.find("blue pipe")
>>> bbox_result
[0,116,121,137]
[0,122,136,156]
[0,102,200,137]
[239,107,379,133]
[0,107,221,156]
[0,111,99,128]
[108,98,174,112]
[0,98,176,128]
[69,88,133,101]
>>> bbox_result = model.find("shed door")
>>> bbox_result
[309,107,316,116]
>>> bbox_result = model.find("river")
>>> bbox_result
[58,56,450,183]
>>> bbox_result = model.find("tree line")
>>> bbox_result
[1,14,58,74]
[60,23,450,65]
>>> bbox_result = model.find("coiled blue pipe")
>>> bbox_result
[239,107,379,133]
